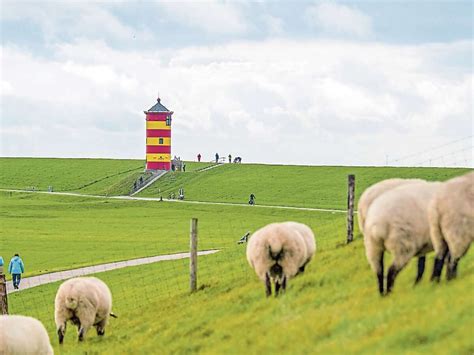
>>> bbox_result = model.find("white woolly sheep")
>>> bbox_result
[246,222,308,297]
[357,178,425,234]
[281,221,316,273]
[0,314,54,355]
[55,277,115,344]
[429,171,474,281]
[363,181,440,295]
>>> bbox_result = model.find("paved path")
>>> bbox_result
[1,189,352,214]
[6,250,219,294]
[130,170,167,196]
[196,163,224,172]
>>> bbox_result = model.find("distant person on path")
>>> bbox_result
[215,153,219,163]
[228,154,232,163]
[249,193,256,206]
[183,163,186,172]
[197,153,201,162]
[0,256,4,274]
[9,253,25,289]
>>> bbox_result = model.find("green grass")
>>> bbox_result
[140,164,470,209]
[0,157,144,195]
[7,203,474,354]
[2,160,473,354]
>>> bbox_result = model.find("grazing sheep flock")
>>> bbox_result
[247,222,316,296]
[360,171,473,295]
[429,172,474,281]
[55,277,116,344]
[0,315,54,355]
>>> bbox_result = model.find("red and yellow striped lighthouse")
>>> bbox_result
[144,97,173,170]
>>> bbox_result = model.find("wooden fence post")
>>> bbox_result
[0,271,8,315]
[347,174,356,244]
[190,218,198,292]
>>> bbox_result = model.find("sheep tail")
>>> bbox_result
[110,312,118,318]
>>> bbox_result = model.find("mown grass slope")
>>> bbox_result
[140,164,469,209]
[0,157,143,195]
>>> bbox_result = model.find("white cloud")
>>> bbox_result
[158,0,249,34]
[1,39,472,166]
[305,2,373,38]
[261,14,284,35]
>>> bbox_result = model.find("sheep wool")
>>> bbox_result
[281,221,316,272]
[357,178,425,234]
[363,181,440,295]
[247,222,308,297]
[0,315,54,355]
[54,277,113,343]
[430,171,474,281]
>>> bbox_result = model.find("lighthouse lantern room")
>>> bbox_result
[144,97,173,170]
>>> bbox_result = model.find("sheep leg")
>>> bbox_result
[282,275,287,291]
[414,256,426,285]
[386,265,400,294]
[78,317,94,342]
[275,280,281,296]
[431,242,449,282]
[96,319,107,336]
[265,272,272,297]
[446,254,460,281]
[376,252,384,296]
[57,323,66,344]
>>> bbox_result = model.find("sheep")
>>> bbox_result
[281,221,316,273]
[363,181,440,295]
[246,222,309,297]
[55,277,115,344]
[0,314,54,355]
[357,178,425,234]
[430,171,474,282]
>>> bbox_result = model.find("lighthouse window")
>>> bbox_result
[159,138,164,145]
[166,115,171,126]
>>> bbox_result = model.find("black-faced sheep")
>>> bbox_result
[0,315,54,355]
[363,181,440,295]
[55,277,115,343]
[357,178,424,234]
[246,222,311,297]
[430,171,474,281]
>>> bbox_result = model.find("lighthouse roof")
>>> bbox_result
[145,98,171,113]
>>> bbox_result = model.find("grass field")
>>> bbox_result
[1,159,473,354]
[139,164,469,209]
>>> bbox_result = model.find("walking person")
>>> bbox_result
[215,153,219,163]
[9,253,25,289]
[197,153,201,162]
[249,193,256,206]
[228,154,232,163]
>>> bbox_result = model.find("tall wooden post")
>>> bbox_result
[347,174,356,244]
[0,272,8,314]
[190,218,198,292]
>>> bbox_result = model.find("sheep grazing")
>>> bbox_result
[55,277,115,344]
[0,315,54,355]
[246,222,314,297]
[430,171,474,282]
[363,181,440,295]
[357,178,424,234]
[281,221,316,273]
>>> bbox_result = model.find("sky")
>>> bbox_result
[1,0,473,167]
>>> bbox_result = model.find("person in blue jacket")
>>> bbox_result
[9,254,25,289]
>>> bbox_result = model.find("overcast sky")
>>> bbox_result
[1,1,473,167]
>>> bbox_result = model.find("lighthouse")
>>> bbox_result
[144,97,173,170]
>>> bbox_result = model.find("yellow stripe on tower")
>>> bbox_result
[146,154,171,162]
[146,137,171,146]
[146,121,171,130]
